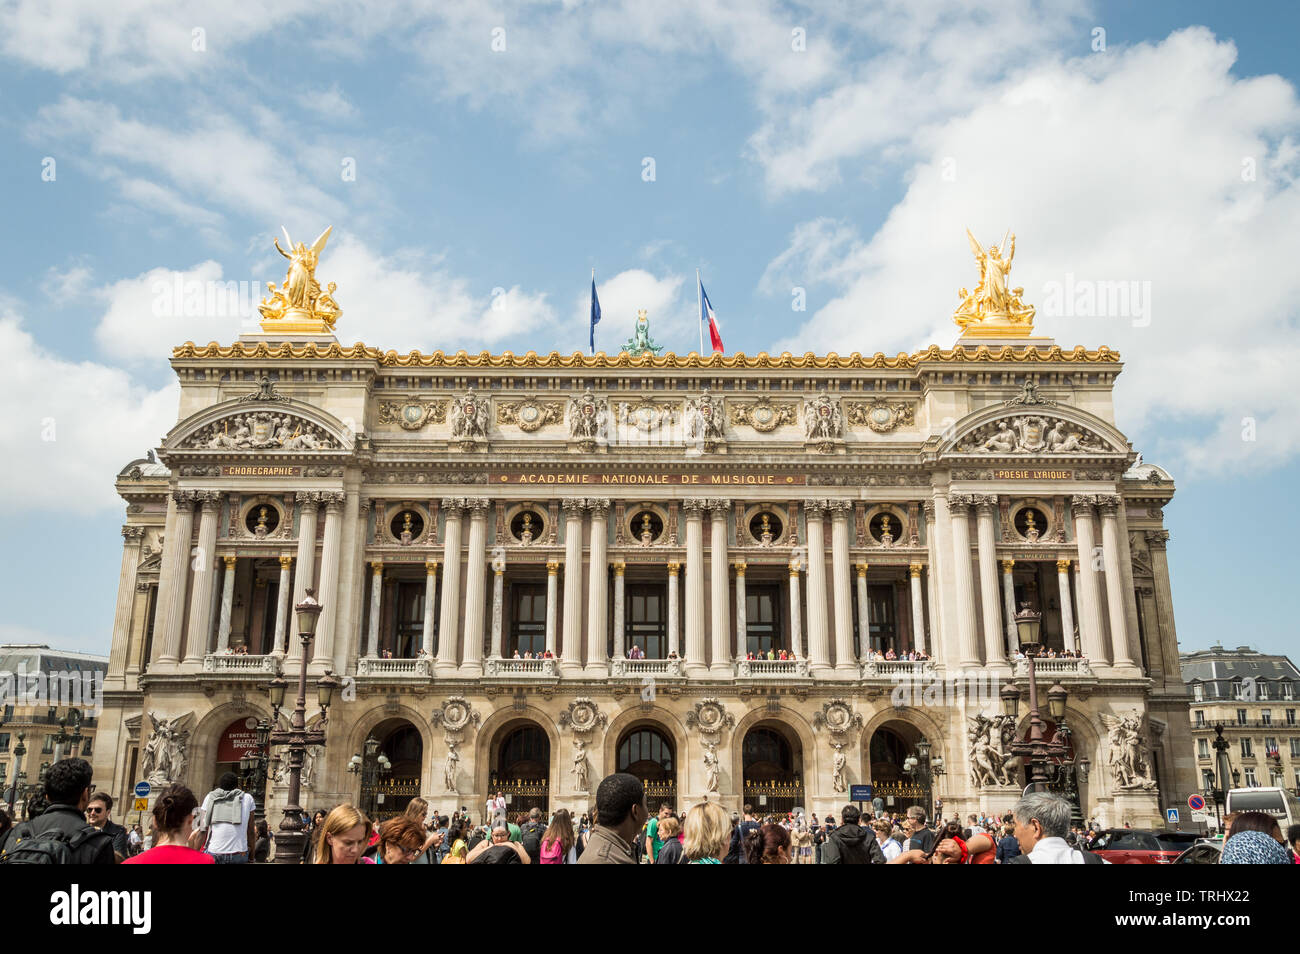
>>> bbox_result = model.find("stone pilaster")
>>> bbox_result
[314,491,346,666]
[366,561,383,658]
[423,560,439,657]
[804,500,831,674]
[106,526,145,690]
[460,498,490,676]
[183,491,222,665]
[545,559,560,656]
[667,562,681,657]
[289,492,320,662]
[586,498,610,676]
[855,563,870,661]
[273,555,293,655]
[733,561,747,661]
[1098,494,1136,668]
[1000,559,1017,656]
[155,490,196,667]
[709,501,731,675]
[909,563,926,656]
[1071,495,1108,663]
[683,499,707,676]
[1056,558,1076,654]
[436,498,465,676]
[612,560,626,661]
[216,554,237,652]
[975,495,1005,665]
[788,557,804,659]
[560,498,585,675]
[946,494,981,667]
[829,500,855,674]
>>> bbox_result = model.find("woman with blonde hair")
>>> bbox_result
[403,797,442,863]
[314,804,374,865]
[682,801,730,864]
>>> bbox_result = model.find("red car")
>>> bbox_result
[1090,829,1201,864]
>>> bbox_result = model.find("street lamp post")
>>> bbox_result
[6,732,25,816]
[1203,722,1231,831]
[348,735,391,818]
[239,718,274,823]
[1002,604,1070,795]
[268,590,338,864]
[902,736,945,823]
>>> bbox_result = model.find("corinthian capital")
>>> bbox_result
[585,497,611,513]
[171,489,198,508]
[708,499,731,515]
[1143,529,1170,548]
[973,494,999,515]
[561,497,586,516]
[946,493,975,514]
[440,497,466,514]
[803,499,827,518]
[465,497,492,515]
[1095,493,1122,516]
[826,499,853,516]
[320,491,347,511]
[681,498,709,515]
[195,490,222,511]
[121,525,145,540]
[922,500,936,521]
[1070,494,1098,514]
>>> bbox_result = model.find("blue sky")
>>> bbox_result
[0,1,1297,660]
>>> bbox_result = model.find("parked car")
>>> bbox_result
[1173,838,1222,864]
[1089,829,1202,864]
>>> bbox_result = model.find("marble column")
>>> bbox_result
[946,494,981,667]
[1071,495,1108,662]
[560,498,585,675]
[436,498,464,676]
[106,526,146,690]
[788,558,804,659]
[490,564,505,660]
[586,498,610,676]
[1000,559,1018,656]
[314,492,345,666]
[155,490,196,667]
[365,562,383,657]
[733,561,747,662]
[612,561,626,662]
[289,493,320,662]
[683,499,707,676]
[829,501,855,674]
[333,487,362,676]
[975,495,1005,665]
[909,563,926,655]
[923,499,943,662]
[545,559,559,656]
[805,501,832,674]
[709,501,731,675]
[667,562,681,657]
[183,492,221,664]
[422,560,439,657]
[273,555,293,655]
[1056,558,1077,654]
[855,563,870,661]
[216,555,237,652]
[460,498,489,676]
[1098,495,1136,668]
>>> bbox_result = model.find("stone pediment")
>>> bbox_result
[162,397,354,456]
[942,404,1128,458]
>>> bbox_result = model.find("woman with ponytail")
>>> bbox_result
[743,822,792,865]
[123,785,214,864]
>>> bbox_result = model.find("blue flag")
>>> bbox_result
[589,273,601,354]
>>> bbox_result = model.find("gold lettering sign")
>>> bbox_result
[492,472,804,485]
[220,465,303,477]
[992,469,1072,480]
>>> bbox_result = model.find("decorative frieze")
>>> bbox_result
[378,400,448,430]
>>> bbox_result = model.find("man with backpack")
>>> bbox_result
[723,804,760,864]
[0,758,114,865]
[820,804,885,863]
[519,807,546,864]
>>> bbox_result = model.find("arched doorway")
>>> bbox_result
[489,722,550,816]
[617,725,676,812]
[742,722,803,815]
[868,720,929,815]
[213,716,262,791]
[360,718,423,821]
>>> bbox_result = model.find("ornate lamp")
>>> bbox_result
[1000,681,1022,719]
[295,589,322,639]
[268,675,288,715]
[317,671,339,713]
[1047,683,1068,721]
[1014,603,1043,652]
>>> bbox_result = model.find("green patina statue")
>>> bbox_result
[622,309,664,356]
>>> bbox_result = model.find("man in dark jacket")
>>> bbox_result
[820,805,885,864]
[577,773,645,865]
[85,791,130,858]
[1,758,114,864]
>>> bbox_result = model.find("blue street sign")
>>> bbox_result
[1166,808,1179,823]
[849,784,873,801]
[134,781,151,799]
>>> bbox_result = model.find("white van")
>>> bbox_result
[1225,787,1300,830]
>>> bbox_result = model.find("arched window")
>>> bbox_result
[618,728,674,778]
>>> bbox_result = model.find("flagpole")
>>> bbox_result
[696,268,704,356]
[591,267,595,356]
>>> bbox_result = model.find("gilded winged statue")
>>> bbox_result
[259,225,342,329]
[953,229,1035,330]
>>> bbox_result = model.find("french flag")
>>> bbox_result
[698,274,724,354]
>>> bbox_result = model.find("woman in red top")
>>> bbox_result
[123,784,214,865]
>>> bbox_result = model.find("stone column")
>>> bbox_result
[460,498,490,676]
[855,563,870,661]
[946,494,981,667]
[733,561,747,662]
[314,492,345,666]
[1071,495,1108,662]
[216,555,237,652]
[545,559,559,656]
[1001,559,1018,655]
[805,501,832,674]
[490,562,505,660]
[612,561,626,662]
[683,499,707,676]
[289,493,320,662]
[788,558,804,659]
[273,555,292,655]
[436,498,464,676]
[107,526,146,689]
[333,487,362,676]
[183,492,221,664]
[560,498,585,675]
[1098,494,1136,668]
[909,563,926,655]
[923,499,943,662]
[709,501,731,676]
[667,562,681,657]
[155,490,196,667]
[586,498,610,676]
[365,561,383,658]
[1056,558,1077,654]
[1145,530,1178,673]
[975,495,1005,665]
[416,560,437,658]
[829,501,855,674]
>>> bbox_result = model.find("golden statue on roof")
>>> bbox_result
[258,226,342,333]
[954,228,1035,337]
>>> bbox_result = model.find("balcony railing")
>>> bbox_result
[862,660,937,678]
[483,657,559,677]
[735,658,811,678]
[356,656,432,677]
[610,658,685,678]
[202,653,282,674]
[1012,657,1095,678]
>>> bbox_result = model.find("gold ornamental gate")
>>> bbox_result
[742,779,804,816]
[361,776,422,821]
[488,775,549,816]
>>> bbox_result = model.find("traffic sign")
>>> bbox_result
[133,797,149,812]
[849,784,873,802]
[133,781,151,799]
[1166,808,1179,823]
[1187,794,1206,812]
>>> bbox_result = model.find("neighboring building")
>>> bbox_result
[90,231,1196,828]
[1181,645,1300,797]
[1,644,107,818]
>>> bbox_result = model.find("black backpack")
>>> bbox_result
[1,822,109,865]
[471,843,522,864]
[520,822,545,861]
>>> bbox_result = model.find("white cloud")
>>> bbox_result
[584,269,688,353]
[763,28,1300,476]
[0,310,178,515]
